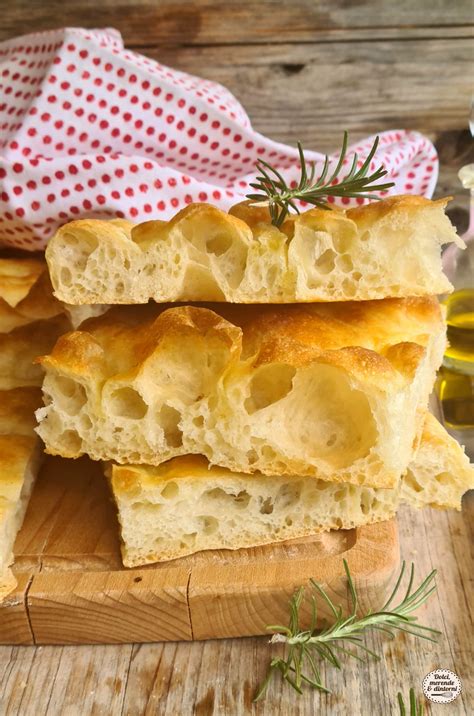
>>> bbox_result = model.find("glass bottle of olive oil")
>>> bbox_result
[435,164,474,458]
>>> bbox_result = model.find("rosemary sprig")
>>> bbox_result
[398,687,425,716]
[254,560,440,701]
[246,132,395,227]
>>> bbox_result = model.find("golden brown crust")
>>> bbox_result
[38,298,442,387]
[14,270,63,322]
[178,202,245,229]
[0,372,44,603]
[420,412,450,447]
[54,218,134,245]
[0,258,46,308]
[0,434,39,501]
[113,455,222,495]
[228,197,448,233]
[0,259,63,332]
[233,297,442,354]
[346,194,450,222]
[0,314,71,389]
[383,343,428,380]
[228,196,452,236]
[228,200,281,228]
[0,387,42,435]
[40,305,243,379]
[0,299,32,333]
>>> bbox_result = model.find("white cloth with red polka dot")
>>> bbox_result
[0,27,439,250]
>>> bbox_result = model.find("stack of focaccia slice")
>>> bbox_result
[0,259,72,596]
[25,197,474,567]
[108,413,473,566]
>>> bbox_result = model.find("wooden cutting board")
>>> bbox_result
[1,455,399,645]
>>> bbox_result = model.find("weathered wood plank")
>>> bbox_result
[0,497,471,715]
[0,1,472,46]
[0,643,133,715]
[151,39,472,146]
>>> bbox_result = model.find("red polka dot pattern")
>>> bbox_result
[0,28,439,249]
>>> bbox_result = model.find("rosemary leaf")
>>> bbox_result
[397,687,424,716]
[254,560,440,702]
[247,132,395,227]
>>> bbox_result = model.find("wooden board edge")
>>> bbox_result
[0,572,35,645]
[25,566,193,645]
[187,519,400,640]
[0,520,399,645]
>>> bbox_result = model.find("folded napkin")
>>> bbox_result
[0,28,439,250]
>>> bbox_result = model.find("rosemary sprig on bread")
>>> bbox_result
[254,560,440,701]
[246,132,395,227]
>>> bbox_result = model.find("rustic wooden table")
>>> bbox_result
[1,2,473,714]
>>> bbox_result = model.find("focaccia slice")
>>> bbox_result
[45,196,462,305]
[0,258,46,308]
[107,456,400,567]
[0,258,63,332]
[402,412,474,510]
[0,388,43,600]
[0,257,104,333]
[107,415,473,567]
[0,315,71,389]
[37,297,446,489]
